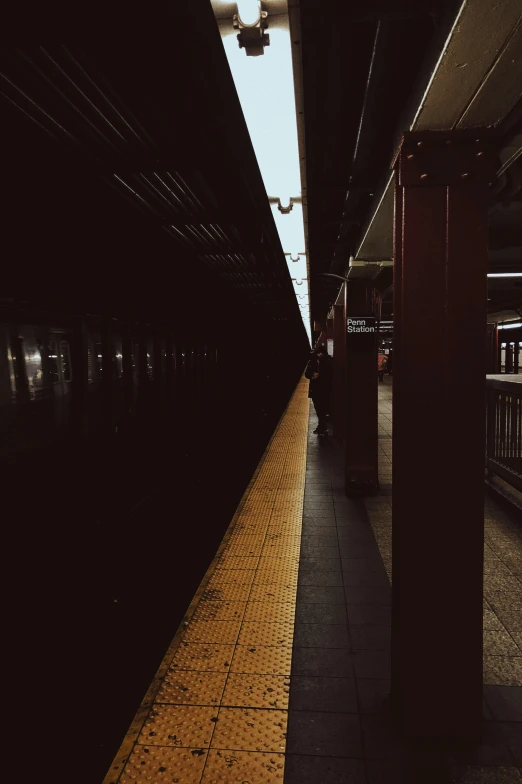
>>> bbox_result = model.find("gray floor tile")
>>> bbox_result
[301,534,340,547]
[357,678,391,714]
[342,558,388,575]
[347,604,391,626]
[338,531,376,544]
[445,720,517,766]
[343,571,390,588]
[483,655,522,686]
[487,592,522,614]
[295,603,348,625]
[446,765,522,783]
[344,586,392,606]
[294,623,351,649]
[361,714,444,763]
[300,558,342,573]
[302,518,337,528]
[289,675,358,712]
[283,755,367,784]
[291,647,355,678]
[483,685,522,721]
[497,611,522,634]
[350,625,391,651]
[367,759,451,783]
[301,523,337,533]
[301,545,340,559]
[297,586,347,605]
[286,710,363,757]
[352,650,391,679]
[339,544,380,559]
[298,571,344,587]
[484,630,521,657]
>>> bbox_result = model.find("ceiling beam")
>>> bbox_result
[356,0,522,262]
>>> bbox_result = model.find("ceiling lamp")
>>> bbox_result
[277,197,294,214]
[234,0,269,56]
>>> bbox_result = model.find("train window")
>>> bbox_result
[146,338,154,380]
[87,341,95,383]
[48,340,60,384]
[13,336,29,393]
[113,334,123,379]
[178,347,186,375]
[27,341,45,399]
[60,340,72,382]
[133,341,139,377]
[6,343,16,396]
[161,343,166,375]
[91,341,102,380]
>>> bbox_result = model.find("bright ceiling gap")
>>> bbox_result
[211,0,311,344]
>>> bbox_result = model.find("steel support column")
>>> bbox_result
[486,323,499,374]
[505,343,513,374]
[391,129,497,744]
[333,300,346,441]
[344,280,378,496]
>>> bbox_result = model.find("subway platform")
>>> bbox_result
[104,377,522,784]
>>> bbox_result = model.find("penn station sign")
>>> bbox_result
[347,317,376,333]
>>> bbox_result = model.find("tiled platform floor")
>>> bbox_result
[285,378,521,784]
[104,376,521,784]
[104,378,310,784]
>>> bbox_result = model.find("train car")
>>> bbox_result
[0,318,73,456]
[0,307,220,460]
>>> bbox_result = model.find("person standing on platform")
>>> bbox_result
[377,351,388,382]
[305,344,333,435]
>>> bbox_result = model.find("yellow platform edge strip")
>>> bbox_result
[103,377,310,784]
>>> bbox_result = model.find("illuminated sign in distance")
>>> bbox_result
[346,317,376,334]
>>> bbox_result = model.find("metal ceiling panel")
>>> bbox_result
[413,0,522,131]
[457,21,522,129]
[1,35,305,329]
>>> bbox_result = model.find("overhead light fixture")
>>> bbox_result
[277,197,294,214]
[498,322,522,329]
[234,0,269,56]
[487,273,522,278]
[237,0,261,25]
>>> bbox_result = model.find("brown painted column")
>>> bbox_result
[391,129,497,744]
[344,279,378,496]
[326,314,334,346]
[333,300,346,441]
[486,323,499,374]
[505,342,513,374]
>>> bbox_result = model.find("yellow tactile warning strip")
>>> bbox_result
[104,377,309,784]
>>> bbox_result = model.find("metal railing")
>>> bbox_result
[486,375,522,492]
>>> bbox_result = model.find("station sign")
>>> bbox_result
[346,316,376,334]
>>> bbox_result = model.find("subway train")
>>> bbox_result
[0,307,218,459]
